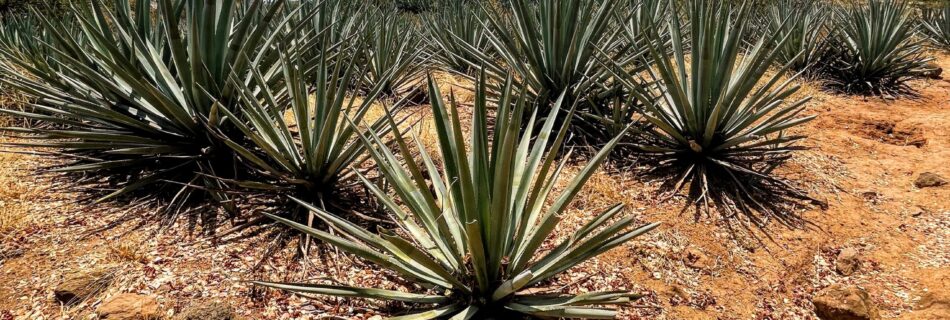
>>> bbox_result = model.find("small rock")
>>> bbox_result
[54,269,115,305]
[911,207,928,218]
[861,191,880,203]
[836,248,861,276]
[915,173,948,189]
[176,301,239,320]
[97,294,160,320]
[683,247,712,270]
[813,284,880,320]
[671,285,690,301]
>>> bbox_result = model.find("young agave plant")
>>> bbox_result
[763,0,828,76]
[359,8,426,97]
[255,74,658,318]
[219,46,398,218]
[621,0,817,222]
[0,0,294,218]
[465,0,624,109]
[422,2,491,75]
[824,0,934,95]
[921,4,950,51]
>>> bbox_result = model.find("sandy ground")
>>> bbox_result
[0,54,948,319]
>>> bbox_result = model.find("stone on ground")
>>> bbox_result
[97,293,160,320]
[813,284,880,320]
[914,173,947,189]
[176,301,239,320]
[836,248,861,276]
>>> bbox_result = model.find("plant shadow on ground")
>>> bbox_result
[214,182,395,268]
[20,153,395,269]
[603,146,828,245]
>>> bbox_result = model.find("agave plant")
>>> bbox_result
[620,0,671,48]
[823,0,934,95]
[254,74,658,318]
[578,0,669,143]
[465,0,624,109]
[422,1,491,75]
[359,8,426,97]
[0,0,297,218]
[219,44,400,221]
[0,12,72,70]
[762,0,828,76]
[921,4,950,50]
[280,0,365,77]
[616,0,817,222]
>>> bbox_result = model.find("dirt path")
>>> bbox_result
[0,55,948,319]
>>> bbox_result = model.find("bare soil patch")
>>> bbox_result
[855,120,928,148]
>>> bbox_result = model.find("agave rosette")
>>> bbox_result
[422,1,491,75]
[466,0,625,109]
[762,0,829,76]
[359,7,426,97]
[0,0,300,217]
[823,0,933,94]
[617,0,817,222]
[219,43,401,218]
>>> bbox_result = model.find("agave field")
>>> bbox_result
[0,0,948,319]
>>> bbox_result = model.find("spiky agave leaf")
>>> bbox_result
[0,0,301,220]
[762,0,829,76]
[422,1,491,75]
[254,73,658,318]
[618,0,817,225]
[823,0,934,95]
[921,4,950,51]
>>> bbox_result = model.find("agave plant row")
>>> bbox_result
[0,0,945,318]
[758,0,940,94]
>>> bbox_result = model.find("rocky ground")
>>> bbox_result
[0,55,948,319]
